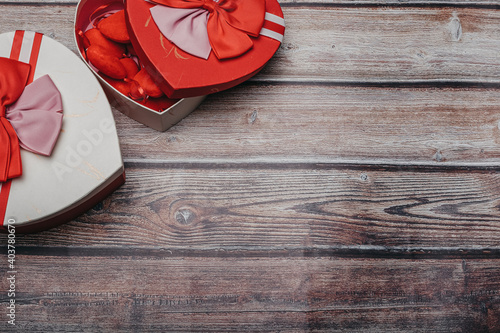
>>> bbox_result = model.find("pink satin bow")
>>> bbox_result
[149,0,266,60]
[0,57,63,182]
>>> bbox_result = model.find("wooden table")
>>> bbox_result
[2,0,500,331]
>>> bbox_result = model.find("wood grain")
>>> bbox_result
[1,1,500,332]
[1,256,500,332]
[262,6,500,84]
[1,5,500,84]
[7,165,500,249]
[3,4,500,165]
[113,84,500,166]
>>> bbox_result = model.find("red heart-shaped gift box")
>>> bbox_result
[126,0,285,99]
[75,0,284,130]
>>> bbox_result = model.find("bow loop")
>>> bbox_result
[7,75,64,156]
[149,0,265,59]
[0,57,63,182]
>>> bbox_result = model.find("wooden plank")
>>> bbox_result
[1,255,500,332]
[113,84,500,166]
[3,6,496,165]
[8,165,500,249]
[0,4,74,50]
[262,6,500,84]
[1,6,500,84]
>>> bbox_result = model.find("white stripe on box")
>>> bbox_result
[265,12,285,27]
[259,28,283,43]
[18,31,35,63]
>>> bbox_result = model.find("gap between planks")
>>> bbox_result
[4,245,500,259]
[250,78,500,88]
[123,158,500,172]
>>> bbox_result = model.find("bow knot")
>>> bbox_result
[149,0,265,60]
[201,0,217,13]
[0,57,63,182]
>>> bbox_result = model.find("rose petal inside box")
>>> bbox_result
[74,0,206,131]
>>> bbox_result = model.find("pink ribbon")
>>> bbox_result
[6,75,63,157]
[151,6,212,59]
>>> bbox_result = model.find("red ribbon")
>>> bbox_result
[150,0,266,59]
[0,58,31,182]
[0,57,64,183]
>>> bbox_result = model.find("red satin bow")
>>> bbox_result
[0,57,63,182]
[151,0,266,59]
[0,58,30,182]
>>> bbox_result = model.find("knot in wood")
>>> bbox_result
[175,208,196,225]
[448,12,462,42]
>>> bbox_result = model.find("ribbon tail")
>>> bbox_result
[0,120,11,182]
[0,118,22,182]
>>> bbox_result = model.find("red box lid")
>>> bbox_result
[125,0,285,99]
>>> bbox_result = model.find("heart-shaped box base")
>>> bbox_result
[0,31,125,233]
[74,0,206,131]
[125,0,284,99]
